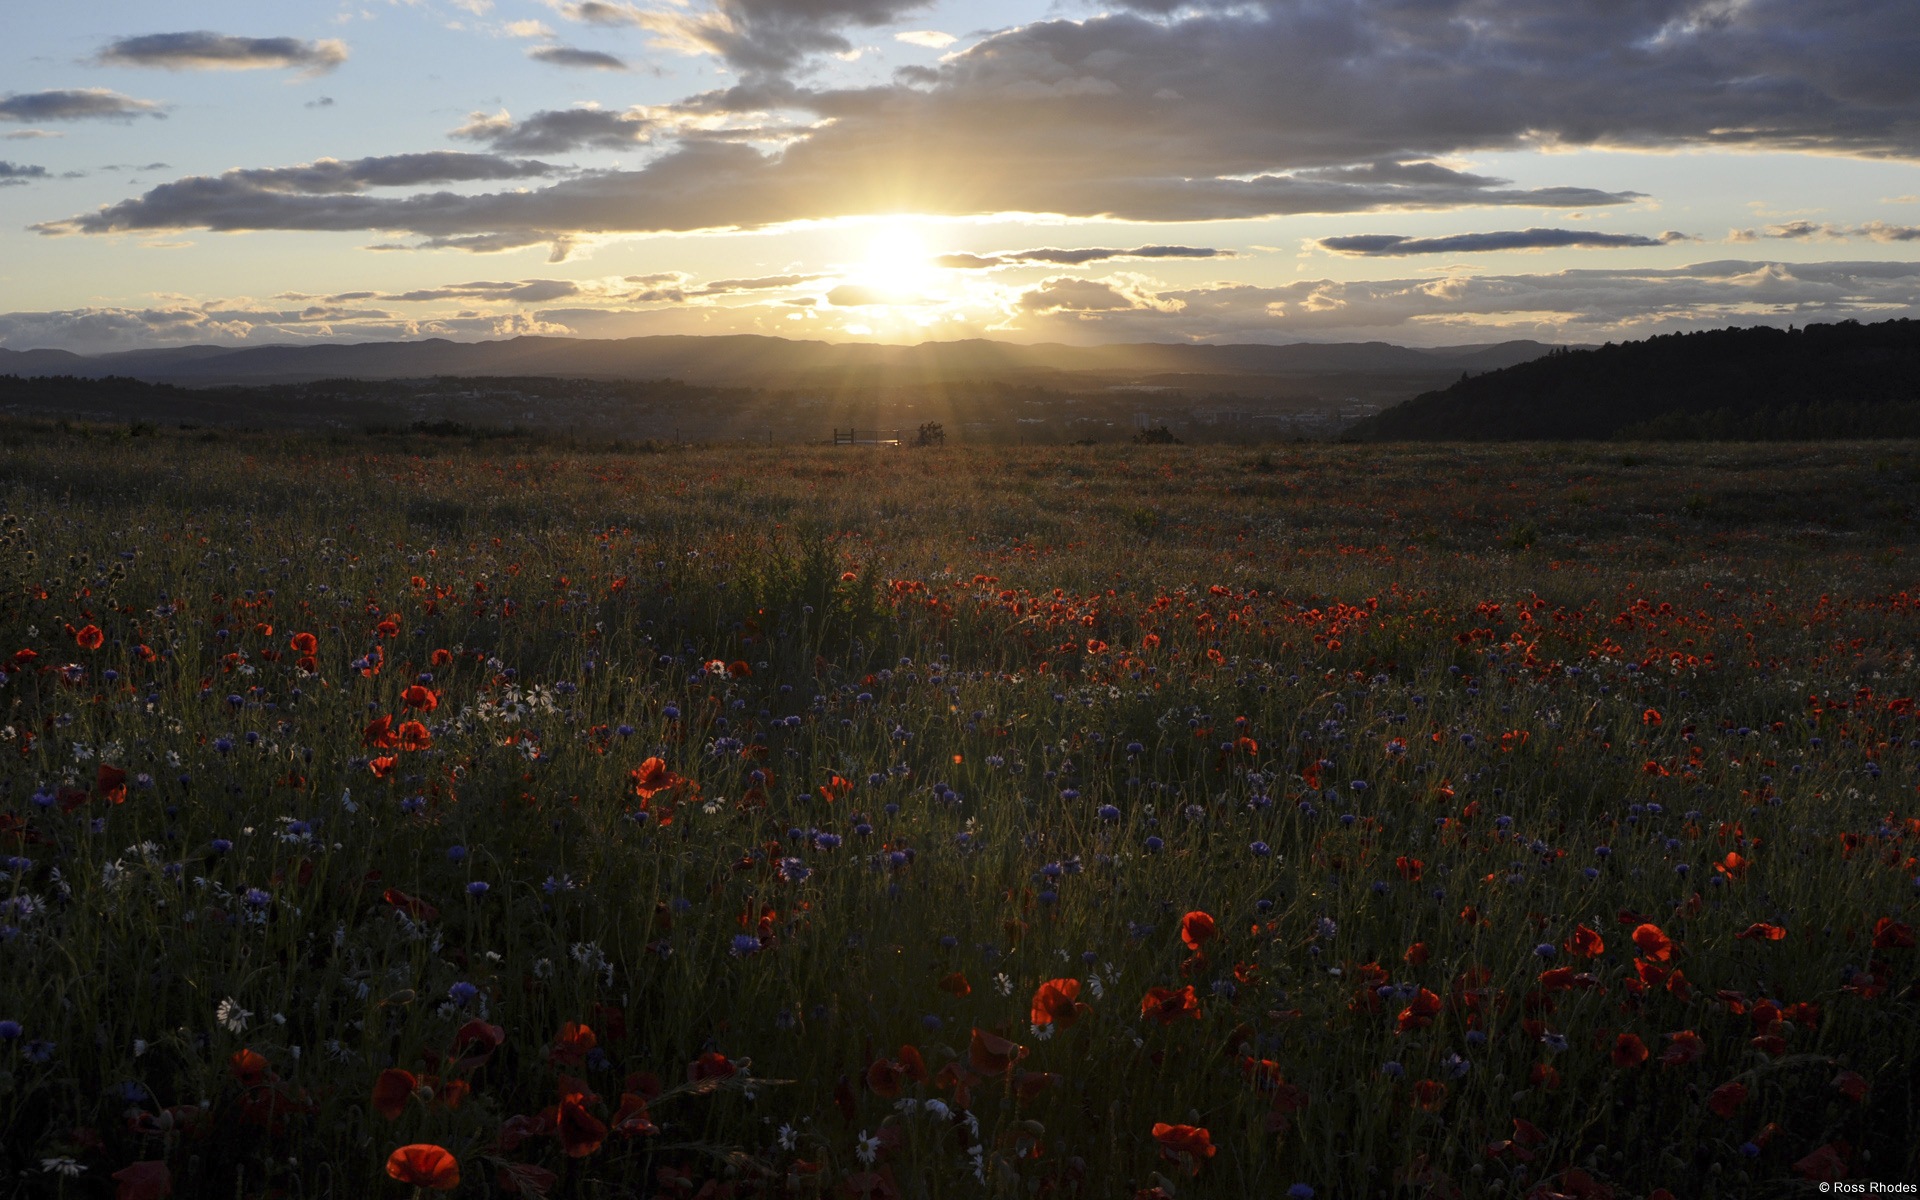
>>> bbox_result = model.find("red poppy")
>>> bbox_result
[430,648,453,667]
[936,971,971,997]
[630,757,675,799]
[95,764,128,805]
[1395,856,1424,881]
[1397,988,1442,1033]
[386,1144,460,1190]
[74,624,105,650]
[363,715,397,748]
[549,1022,596,1067]
[1833,1070,1870,1102]
[1735,922,1786,942]
[967,1028,1028,1074]
[896,1044,927,1083]
[1660,1030,1705,1066]
[369,755,398,780]
[401,684,439,711]
[557,1093,607,1157]
[1611,1033,1649,1068]
[1412,1080,1447,1110]
[451,1019,505,1068]
[1642,708,1662,726]
[1565,924,1605,958]
[1150,1123,1215,1175]
[1179,911,1216,950]
[1404,941,1430,966]
[1871,917,1914,949]
[727,660,753,678]
[289,632,318,656]
[611,1093,657,1137]
[394,720,433,751]
[1140,985,1204,1025]
[372,1068,417,1120]
[1030,978,1090,1029]
[229,1048,273,1087]
[382,889,439,922]
[867,1056,905,1098]
[1792,1143,1850,1184]
[1706,1081,1748,1117]
[110,1160,172,1200]
[688,1051,737,1083]
[1631,923,1674,962]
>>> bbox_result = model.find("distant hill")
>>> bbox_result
[0,334,1559,390]
[1349,319,1920,441]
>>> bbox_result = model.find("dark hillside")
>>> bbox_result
[1349,319,1920,441]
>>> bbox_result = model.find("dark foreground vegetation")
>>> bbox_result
[0,426,1915,1198]
[1351,319,1920,442]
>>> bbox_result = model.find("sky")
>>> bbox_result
[2,0,1918,354]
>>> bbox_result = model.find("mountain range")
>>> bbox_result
[0,334,1559,390]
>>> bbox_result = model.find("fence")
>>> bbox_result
[831,428,903,446]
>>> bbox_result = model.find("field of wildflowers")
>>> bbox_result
[0,427,1915,1199]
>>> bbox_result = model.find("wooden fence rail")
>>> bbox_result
[831,428,902,446]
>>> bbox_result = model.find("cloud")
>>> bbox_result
[694,273,824,294]
[895,31,955,49]
[454,107,653,154]
[1016,277,1144,312]
[936,244,1230,269]
[45,1,1920,249]
[505,20,556,38]
[1319,228,1691,256]
[0,303,569,354]
[529,45,629,70]
[359,279,588,303]
[556,1,647,25]
[825,283,925,306]
[96,32,349,74]
[1859,221,1920,242]
[3,129,62,140]
[306,96,335,109]
[1730,220,1920,243]
[557,0,935,75]
[0,89,164,122]
[0,161,50,187]
[999,260,1920,344]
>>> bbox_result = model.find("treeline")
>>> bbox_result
[1349,319,1920,441]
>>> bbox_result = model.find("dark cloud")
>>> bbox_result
[96,32,348,74]
[454,108,652,154]
[307,96,335,109]
[937,244,1229,269]
[0,161,50,187]
[1320,228,1690,256]
[43,1,1920,248]
[560,0,933,75]
[0,89,163,122]
[528,45,629,71]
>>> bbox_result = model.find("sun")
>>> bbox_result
[851,221,941,300]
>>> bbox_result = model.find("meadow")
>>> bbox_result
[0,425,1915,1199]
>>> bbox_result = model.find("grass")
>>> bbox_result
[0,428,1914,1198]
